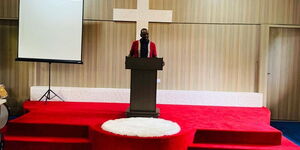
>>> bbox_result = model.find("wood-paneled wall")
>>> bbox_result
[0,0,300,118]
[0,20,31,114]
[33,23,260,92]
[0,0,18,18]
[1,0,300,24]
[84,0,300,24]
[268,28,300,120]
[151,24,259,91]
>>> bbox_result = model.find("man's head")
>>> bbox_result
[140,28,149,40]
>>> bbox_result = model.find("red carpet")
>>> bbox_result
[3,101,300,150]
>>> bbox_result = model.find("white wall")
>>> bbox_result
[31,86,263,107]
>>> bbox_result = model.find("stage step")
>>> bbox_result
[4,135,91,150]
[187,143,281,150]
[6,122,89,138]
[193,129,282,145]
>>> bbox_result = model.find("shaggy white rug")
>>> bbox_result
[101,117,181,137]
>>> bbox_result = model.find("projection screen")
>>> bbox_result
[17,0,84,64]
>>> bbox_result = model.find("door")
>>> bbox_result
[267,28,300,120]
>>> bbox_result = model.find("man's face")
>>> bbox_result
[140,29,149,40]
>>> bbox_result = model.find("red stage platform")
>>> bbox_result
[3,101,300,150]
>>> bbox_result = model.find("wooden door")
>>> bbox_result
[267,28,300,120]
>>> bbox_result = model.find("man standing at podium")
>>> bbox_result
[125,29,163,117]
[129,28,157,58]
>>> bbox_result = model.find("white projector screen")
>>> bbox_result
[17,0,83,64]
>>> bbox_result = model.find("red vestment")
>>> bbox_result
[129,40,157,58]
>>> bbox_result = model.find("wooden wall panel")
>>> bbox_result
[260,0,300,24]
[150,23,260,91]
[2,0,300,24]
[258,25,270,107]
[267,28,300,120]
[33,23,260,92]
[151,0,261,24]
[84,0,136,20]
[83,0,300,25]
[0,20,31,114]
[0,0,18,18]
[152,0,300,24]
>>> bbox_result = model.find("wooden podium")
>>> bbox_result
[125,57,164,118]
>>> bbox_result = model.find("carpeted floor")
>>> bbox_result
[3,101,300,150]
[271,121,300,146]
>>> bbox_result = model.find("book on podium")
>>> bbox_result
[125,56,164,118]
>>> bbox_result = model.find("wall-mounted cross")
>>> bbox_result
[113,0,173,40]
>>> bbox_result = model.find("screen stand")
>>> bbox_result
[39,62,64,102]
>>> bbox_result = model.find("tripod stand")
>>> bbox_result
[39,62,64,101]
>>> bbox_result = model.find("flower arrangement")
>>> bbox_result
[0,84,8,99]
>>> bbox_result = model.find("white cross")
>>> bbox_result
[113,0,173,40]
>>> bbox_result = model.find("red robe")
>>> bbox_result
[129,40,157,58]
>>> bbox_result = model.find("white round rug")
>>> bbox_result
[101,117,181,137]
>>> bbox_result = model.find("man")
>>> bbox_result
[129,28,157,58]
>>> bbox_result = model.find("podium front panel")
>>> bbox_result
[130,70,157,112]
